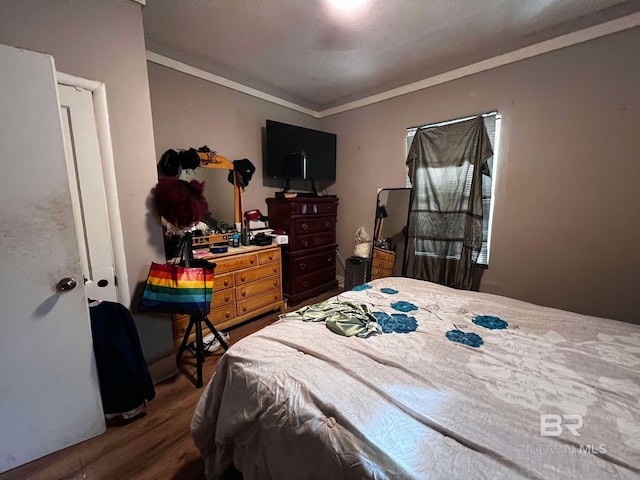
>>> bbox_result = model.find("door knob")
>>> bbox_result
[57,277,77,292]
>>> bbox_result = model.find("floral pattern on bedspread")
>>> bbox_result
[445,329,484,348]
[380,287,399,295]
[192,277,640,480]
[390,300,419,313]
[583,333,640,367]
[467,329,599,415]
[371,312,418,333]
[336,279,640,455]
[472,315,508,330]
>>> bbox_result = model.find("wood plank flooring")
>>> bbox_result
[1,289,340,480]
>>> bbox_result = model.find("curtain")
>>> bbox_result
[405,116,493,289]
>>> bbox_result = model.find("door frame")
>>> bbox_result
[57,72,130,304]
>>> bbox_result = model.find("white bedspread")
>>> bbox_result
[192,277,640,479]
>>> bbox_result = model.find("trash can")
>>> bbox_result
[344,256,371,290]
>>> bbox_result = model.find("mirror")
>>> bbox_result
[370,188,411,280]
[159,151,243,259]
[182,168,236,229]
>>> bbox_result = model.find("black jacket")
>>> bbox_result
[89,301,155,414]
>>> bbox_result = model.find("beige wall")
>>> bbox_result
[0,0,170,362]
[147,62,319,220]
[321,27,640,323]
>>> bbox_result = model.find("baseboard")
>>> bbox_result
[147,353,179,385]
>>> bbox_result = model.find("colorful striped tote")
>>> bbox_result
[139,262,215,315]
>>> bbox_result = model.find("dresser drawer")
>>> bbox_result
[294,266,336,293]
[372,257,394,271]
[213,272,234,291]
[171,304,236,339]
[236,276,281,300]
[295,231,335,250]
[291,250,335,276]
[214,253,258,274]
[209,303,237,325]
[258,248,280,265]
[295,216,335,235]
[172,313,190,339]
[212,288,235,307]
[235,263,281,285]
[370,266,393,280]
[373,248,395,264]
[237,289,282,316]
[295,201,337,215]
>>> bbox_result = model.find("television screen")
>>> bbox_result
[265,120,336,181]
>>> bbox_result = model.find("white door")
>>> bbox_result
[58,84,118,302]
[0,44,105,473]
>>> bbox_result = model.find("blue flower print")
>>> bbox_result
[391,301,418,313]
[372,312,418,333]
[380,288,399,295]
[472,315,508,330]
[445,330,484,348]
[352,283,373,291]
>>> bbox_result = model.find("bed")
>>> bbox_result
[191,277,640,479]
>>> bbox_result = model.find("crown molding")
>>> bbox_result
[319,11,640,117]
[146,51,319,118]
[146,11,640,119]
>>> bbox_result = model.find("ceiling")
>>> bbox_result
[142,0,640,112]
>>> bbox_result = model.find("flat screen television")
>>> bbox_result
[265,120,337,186]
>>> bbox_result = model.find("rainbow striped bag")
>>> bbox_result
[139,262,215,315]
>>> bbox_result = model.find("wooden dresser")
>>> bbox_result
[171,244,284,349]
[266,196,339,306]
[370,247,396,281]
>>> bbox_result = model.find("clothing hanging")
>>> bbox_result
[89,301,155,417]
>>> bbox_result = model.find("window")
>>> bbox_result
[406,112,500,265]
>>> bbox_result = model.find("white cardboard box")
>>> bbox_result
[272,234,289,245]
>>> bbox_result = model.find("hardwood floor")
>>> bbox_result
[0,289,340,480]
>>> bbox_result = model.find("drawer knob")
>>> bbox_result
[301,223,309,230]
[274,294,278,300]
[241,274,246,281]
[299,262,306,270]
[241,290,246,297]
[250,258,255,264]
[327,256,333,262]
[272,266,277,272]
[224,280,229,287]
[325,221,331,228]
[225,311,231,318]
[268,254,273,260]
[224,294,230,302]
[273,280,278,286]
[242,306,247,312]
[302,240,309,248]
